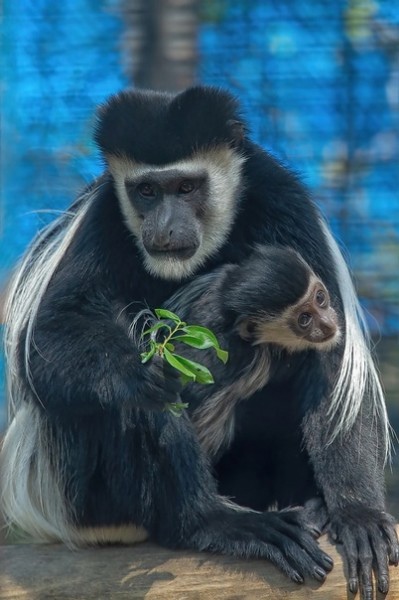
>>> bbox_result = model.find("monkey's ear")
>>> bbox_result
[227,119,245,147]
[237,318,256,341]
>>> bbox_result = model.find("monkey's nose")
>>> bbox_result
[319,317,337,340]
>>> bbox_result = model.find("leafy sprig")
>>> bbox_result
[140,308,228,416]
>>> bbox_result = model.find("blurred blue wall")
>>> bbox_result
[199,0,399,334]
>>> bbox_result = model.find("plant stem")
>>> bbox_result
[157,322,182,356]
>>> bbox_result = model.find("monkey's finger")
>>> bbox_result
[381,520,399,565]
[357,530,374,600]
[268,515,333,572]
[373,549,390,594]
[298,535,334,573]
[259,543,305,584]
[280,539,328,582]
[196,519,306,584]
[365,523,390,594]
[260,528,329,582]
[340,529,359,594]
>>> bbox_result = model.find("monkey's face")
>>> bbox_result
[107,147,245,280]
[286,279,341,350]
[239,278,341,353]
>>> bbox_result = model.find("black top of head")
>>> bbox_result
[224,246,313,317]
[94,86,245,165]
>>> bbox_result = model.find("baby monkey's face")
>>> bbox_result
[238,277,341,353]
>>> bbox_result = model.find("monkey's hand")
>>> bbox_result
[329,506,399,600]
[187,506,334,584]
[137,354,183,411]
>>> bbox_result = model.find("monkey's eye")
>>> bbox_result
[298,313,313,328]
[137,183,156,198]
[178,180,195,194]
[315,289,327,307]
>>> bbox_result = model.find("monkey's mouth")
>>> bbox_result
[146,246,198,260]
[303,328,339,345]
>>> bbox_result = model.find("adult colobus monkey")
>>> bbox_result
[1,87,397,598]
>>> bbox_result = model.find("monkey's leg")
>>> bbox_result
[139,412,333,585]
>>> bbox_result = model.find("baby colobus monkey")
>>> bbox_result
[166,245,341,459]
[232,248,339,351]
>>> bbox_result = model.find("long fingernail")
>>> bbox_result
[292,572,304,584]
[323,555,334,568]
[313,567,326,581]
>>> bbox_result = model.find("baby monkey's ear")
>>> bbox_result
[237,317,257,341]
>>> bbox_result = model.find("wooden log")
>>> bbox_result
[1,534,399,599]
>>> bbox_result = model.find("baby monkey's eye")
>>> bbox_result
[298,313,313,328]
[315,289,327,307]
[178,180,195,194]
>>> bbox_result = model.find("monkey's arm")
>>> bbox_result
[300,360,399,600]
[20,290,181,416]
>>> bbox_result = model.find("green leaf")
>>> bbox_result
[173,332,229,364]
[167,353,215,385]
[179,372,194,386]
[154,308,182,323]
[172,334,215,350]
[140,310,227,388]
[142,322,171,336]
[140,343,156,364]
[190,369,214,385]
[165,402,189,417]
[182,325,221,348]
[215,348,229,364]
[163,348,197,381]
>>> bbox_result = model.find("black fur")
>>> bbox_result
[5,86,397,597]
[221,245,311,316]
[95,86,243,163]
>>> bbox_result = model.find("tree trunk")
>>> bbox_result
[123,0,199,91]
[1,533,399,599]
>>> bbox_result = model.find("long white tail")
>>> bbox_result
[1,184,100,544]
[321,219,390,461]
[4,185,100,419]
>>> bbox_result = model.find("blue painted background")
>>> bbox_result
[1,0,398,427]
